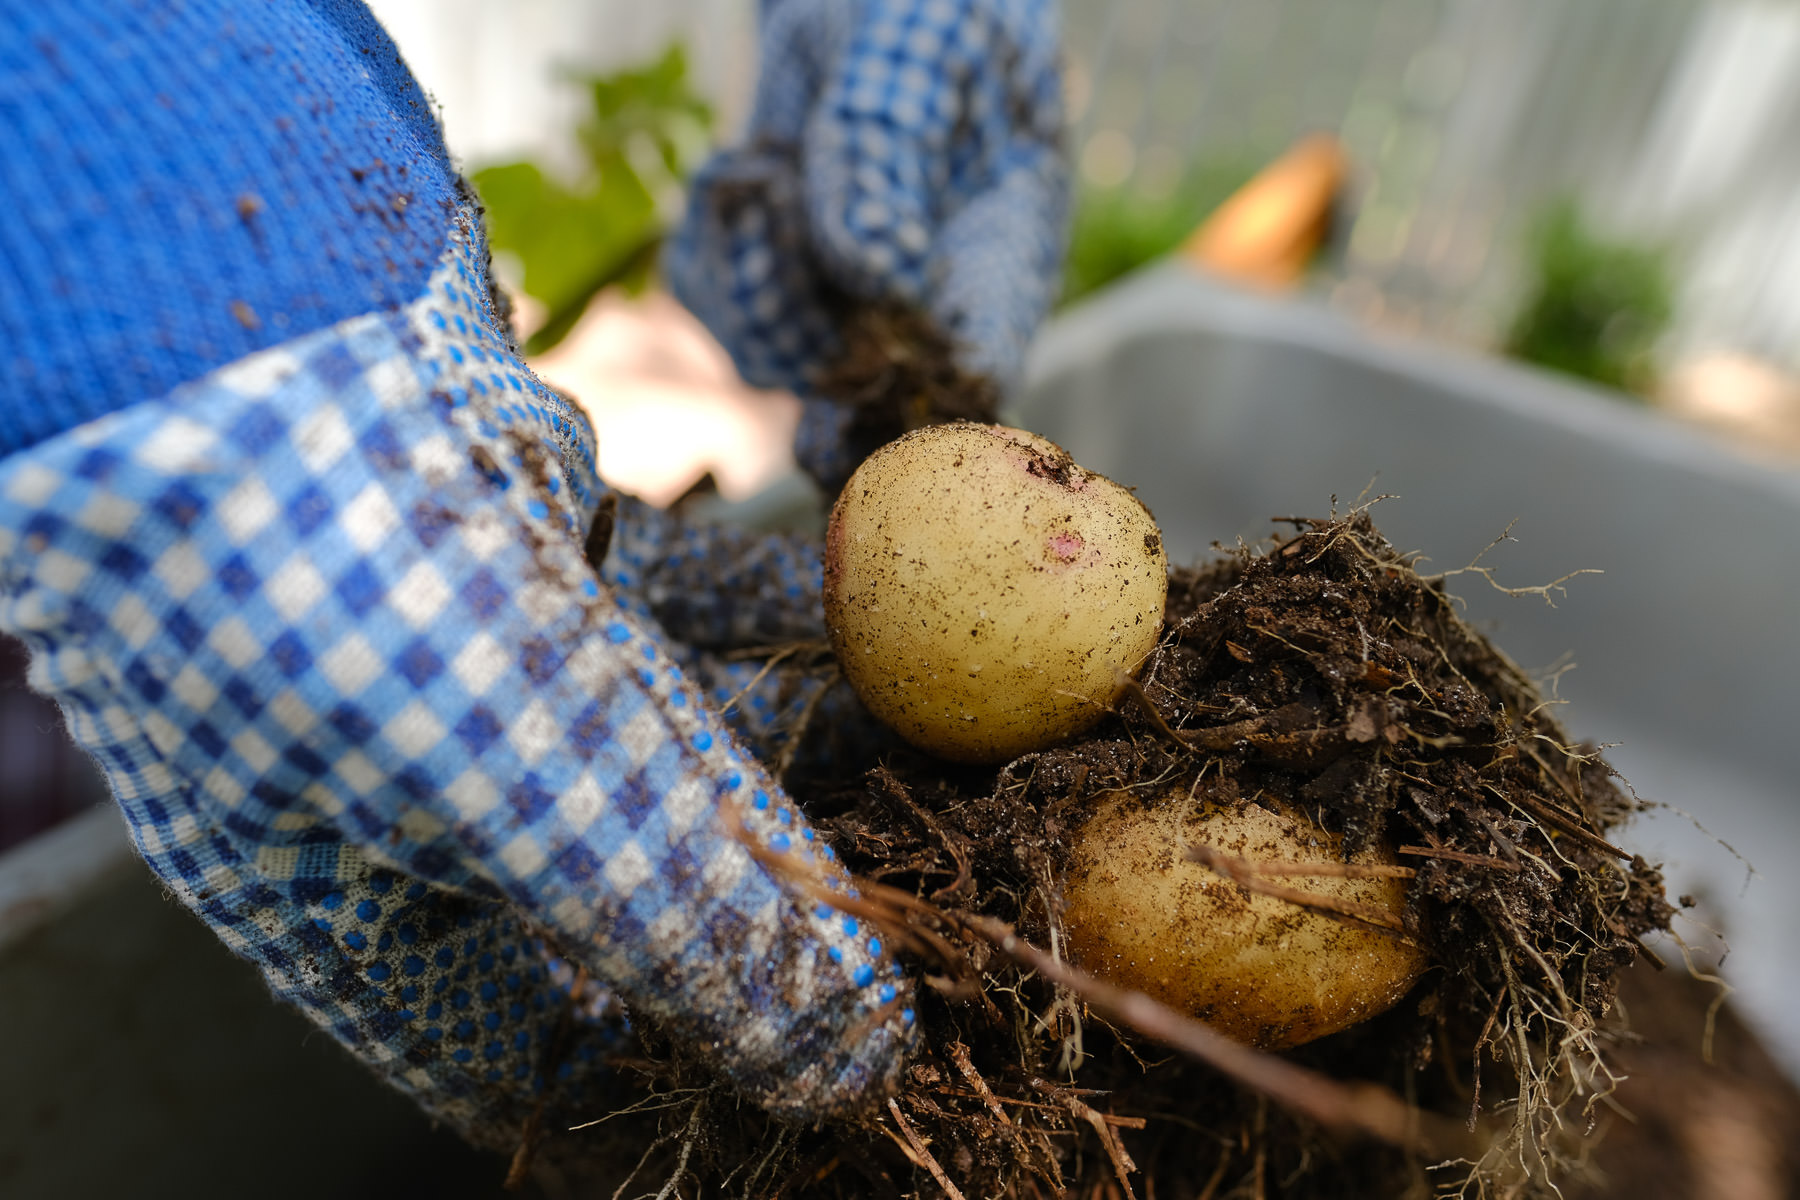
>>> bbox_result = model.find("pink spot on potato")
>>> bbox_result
[1047,530,1085,564]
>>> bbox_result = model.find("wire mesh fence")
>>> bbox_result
[1065,0,1800,369]
[373,0,1800,371]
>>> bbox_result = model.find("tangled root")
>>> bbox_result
[549,511,1672,1199]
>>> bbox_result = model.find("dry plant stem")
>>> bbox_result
[506,962,593,1186]
[1195,1150,1232,1200]
[566,1087,708,1134]
[960,913,1484,1161]
[651,1101,706,1200]
[726,800,979,975]
[875,768,974,900]
[1037,1079,1142,1200]
[888,1098,967,1200]
[1428,520,1603,607]
[1399,844,1523,872]
[724,805,1482,1163]
[1185,844,1415,937]
[1468,995,1503,1132]
[1188,854,1418,881]
[504,1106,545,1190]
[949,1040,1037,1165]
[717,641,814,717]
[607,1126,680,1200]
[1665,931,1735,1065]
[1122,681,1343,762]
[1507,790,1633,861]
[729,1124,799,1200]
[767,662,841,780]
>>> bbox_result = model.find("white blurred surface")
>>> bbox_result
[1659,352,1800,460]
[366,0,758,171]
[530,292,800,507]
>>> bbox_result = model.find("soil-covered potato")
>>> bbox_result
[1063,790,1426,1048]
[824,423,1167,763]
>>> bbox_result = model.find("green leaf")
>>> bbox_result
[471,44,713,352]
[1061,155,1263,308]
[473,163,649,307]
[575,44,712,180]
[522,235,663,357]
[1504,200,1673,397]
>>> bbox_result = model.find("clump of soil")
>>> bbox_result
[809,304,1000,481]
[553,511,1675,1199]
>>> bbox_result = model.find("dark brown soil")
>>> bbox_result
[551,511,1685,1199]
[808,305,1000,485]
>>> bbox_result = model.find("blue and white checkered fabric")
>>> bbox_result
[667,0,1069,489]
[0,212,915,1145]
[606,498,904,779]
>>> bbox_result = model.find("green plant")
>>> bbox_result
[473,45,712,354]
[1503,200,1673,397]
[1060,157,1261,308]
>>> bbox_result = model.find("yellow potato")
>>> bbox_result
[1062,790,1426,1048]
[824,424,1167,764]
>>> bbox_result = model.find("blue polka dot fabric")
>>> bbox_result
[666,0,1070,489]
[0,0,917,1149]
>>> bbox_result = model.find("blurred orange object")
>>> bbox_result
[1181,134,1347,289]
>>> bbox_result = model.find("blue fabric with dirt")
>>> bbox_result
[0,0,1063,1153]
[0,0,454,457]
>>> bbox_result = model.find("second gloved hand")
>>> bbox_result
[666,0,1070,491]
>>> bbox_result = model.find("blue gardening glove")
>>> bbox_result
[0,0,913,1153]
[666,0,1069,490]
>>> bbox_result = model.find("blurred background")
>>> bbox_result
[365,0,1800,453]
[5,1,1800,1189]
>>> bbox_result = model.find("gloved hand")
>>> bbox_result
[0,0,911,1154]
[666,0,1070,490]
